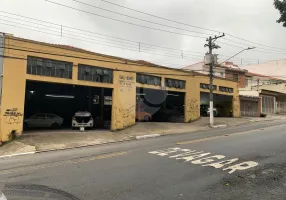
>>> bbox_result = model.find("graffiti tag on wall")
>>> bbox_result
[3,108,23,124]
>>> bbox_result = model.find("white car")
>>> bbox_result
[72,111,94,129]
[24,113,63,129]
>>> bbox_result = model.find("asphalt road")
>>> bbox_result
[0,120,286,200]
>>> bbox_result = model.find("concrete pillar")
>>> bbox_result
[0,57,26,142]
[232,95,240,117]
[184,78,200,122]
[111,71,136,130]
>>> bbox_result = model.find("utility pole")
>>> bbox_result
[204,33,225,126]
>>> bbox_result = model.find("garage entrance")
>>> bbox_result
[200,92,233,117]
[136,88,185,122]
[24,80,112,131]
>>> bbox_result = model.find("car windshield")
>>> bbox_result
[1,0,286,199]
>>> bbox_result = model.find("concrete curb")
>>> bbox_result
[135,134,161,140]
[0,118,283,159]
[211,124,227,128]
[36,138,133,153]
[0,151,36,159]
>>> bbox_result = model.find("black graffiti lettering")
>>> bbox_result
[3,108,23,124]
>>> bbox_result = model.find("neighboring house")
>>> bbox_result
[240,72,286,115]
[182,61,226,78]
[183,61,248,88]
[183,61,286,117]
[241,59,286,80]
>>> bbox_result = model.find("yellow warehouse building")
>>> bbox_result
[0,34,240,142]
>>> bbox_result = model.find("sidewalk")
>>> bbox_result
[0,116,284,158]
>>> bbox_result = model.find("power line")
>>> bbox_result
[0,11,206,56]
[222,38,286,53]
[1,20,274,64]
[0,20,201,61]
[0,11,277,62]
[3,43,202,69]
[101,0,286,52]
[45,0,286,55]
[68,0,212,37]
[42,0,207,39]
[0,22,61,37]
[101,0,220,34]
[217,41,286,55]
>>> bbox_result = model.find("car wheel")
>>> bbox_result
[51,123,60,129]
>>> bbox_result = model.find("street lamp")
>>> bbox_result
[219,47,256,65]
[208,46,255,127]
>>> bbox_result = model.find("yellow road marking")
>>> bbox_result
[0,151,127,176]
[177,129,261,145]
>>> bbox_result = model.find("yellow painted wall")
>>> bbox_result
[0,53,26,141]
[184,77,200,122]
[0,35,240,141]
[111,71,136,130]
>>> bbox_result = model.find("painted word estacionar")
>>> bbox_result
[149,147,258,174]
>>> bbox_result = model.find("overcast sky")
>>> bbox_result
[1,0,286,69]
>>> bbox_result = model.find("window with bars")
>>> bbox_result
[219,86,233,93]
[27,56,72,79]
[233,74,239,82]
[78,64,113,84]
[200,83,217,90]
[136,74,161,86]
[165,78,185,89]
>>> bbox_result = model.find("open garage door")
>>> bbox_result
[200,92,233,117]
[24,81,112,132]
[136,88,185,122]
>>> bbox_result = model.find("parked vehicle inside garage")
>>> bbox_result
[72,111,94,129]
[24,113,63,129]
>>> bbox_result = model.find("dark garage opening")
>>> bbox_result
[24,80,112,131]
[136,88,185,122]
[200,92,233,117]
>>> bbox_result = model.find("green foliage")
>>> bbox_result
[8,130,17,141]
[274,0,286,27]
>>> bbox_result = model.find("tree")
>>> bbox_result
[274,0,286,27]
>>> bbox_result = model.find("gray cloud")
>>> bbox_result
[1,0,285,68]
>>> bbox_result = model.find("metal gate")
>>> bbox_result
[261,95,275,114]
[277,101,286,113]
[240,100,258,117]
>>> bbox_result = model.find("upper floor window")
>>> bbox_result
[165,78,186,89]
[27,56,72,79]
[78,64,113,84]
[233,74,239,82]
[136,74,161,86]
[200,83,217,91]
[219,86,233,93]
